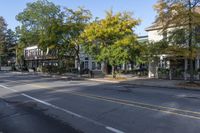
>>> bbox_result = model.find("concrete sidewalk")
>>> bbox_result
[10,71,84,80]
[10,71,200,90]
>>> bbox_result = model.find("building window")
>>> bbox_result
[97,62,101,70]
[25,50,28,57]
[85,61,88,69]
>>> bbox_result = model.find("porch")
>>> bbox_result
[148,55,200,80]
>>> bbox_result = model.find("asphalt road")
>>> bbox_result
[0,71,200,133]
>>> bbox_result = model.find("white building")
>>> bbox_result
[146,23,200,80]
[75,51,101,71]
[75,36,149,73]
[24,45,74,70]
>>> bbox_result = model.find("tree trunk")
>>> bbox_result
[101,61,108,75]
[131,64,134,70]
[75,45,82,76]
[112,65,116,78]
[76,56,81,76]
[129,60,134,70]
[124,63,127,73]
[75,55,81,77]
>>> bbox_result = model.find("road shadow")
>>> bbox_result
[0,72,84,87]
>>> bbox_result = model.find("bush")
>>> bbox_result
[42,66,58,73]
[171,68,184,79]
[41,65,77,74]
[71,68,79,73]
[158,68,169,74]
[158,68,170,79]
[22,66,28,71]
[120,68,148,76]
[81,68,90,74]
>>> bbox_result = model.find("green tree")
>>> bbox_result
[128,40,148,70]
[16,0,63,54]
[15,26,27,68]
[0,16,7,68]
[16,0,67,69]
[154,0,200,81]
[15,42,25,69]
[63,7,92,73]
[5,29,17,64]
[82,11,140,78]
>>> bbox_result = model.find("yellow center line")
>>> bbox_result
[6,79,200,120]
[69,92,200,120]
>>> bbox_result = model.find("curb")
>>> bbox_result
[86,77,200,91]
[10,71,200,91]
[10,71,84,80]
[86,78,121,83]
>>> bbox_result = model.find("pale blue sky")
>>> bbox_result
[0,0,157,35]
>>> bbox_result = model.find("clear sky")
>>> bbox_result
[0,0,157,35]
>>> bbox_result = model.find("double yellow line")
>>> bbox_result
[69,92,200,120]
[24,82,200,120]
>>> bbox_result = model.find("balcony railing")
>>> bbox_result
[24,55,58,60]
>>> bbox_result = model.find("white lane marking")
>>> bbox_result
[0,85,18,92]
[21,93,83,118]
[2,79,19,83]
[106,127,125,133]
[0,84,125,133]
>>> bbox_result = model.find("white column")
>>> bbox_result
[155,66,158,79]
[167,61,172,80]
[148,62,152,78]
[196,57,199,69]
[75,59,78,69]
[160,56,163,68]
[88,57,92,70]
[122,64,126,70]
[184,59,188,80]
[75,58,81,71]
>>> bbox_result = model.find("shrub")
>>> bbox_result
[158,68,170,79]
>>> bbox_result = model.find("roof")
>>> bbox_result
[146,6,200,32]
[145,23,163,31]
